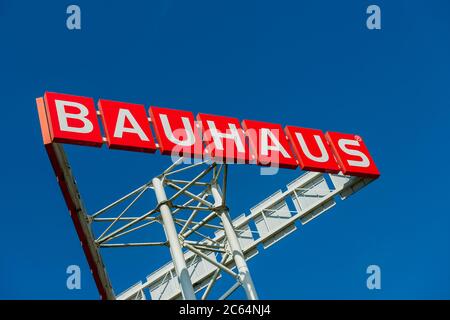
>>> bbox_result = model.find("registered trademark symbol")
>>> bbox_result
[355,135,362,142]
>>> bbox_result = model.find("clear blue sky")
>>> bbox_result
[1,0,449,299]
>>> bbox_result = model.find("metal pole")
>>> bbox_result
[152,177,196,300]
[210,184,259,300]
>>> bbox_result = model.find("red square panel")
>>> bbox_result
[197,113,251,163]
[99,99,156,153]
[44,92,103,147]
[242,120,297,169]
[325,131,380,178]
[285,126,340,173]
[149,106,203,158]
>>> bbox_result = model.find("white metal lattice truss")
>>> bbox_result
[43,140,374,300]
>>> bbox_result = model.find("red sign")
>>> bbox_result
[197,113,251,164]
[99,99,157,153]
[38,92,380,179]
[44,92,103,146]
[243,120,297,169]
[285,126,340,173]
[149,106,203,158]
[325,132,380,178]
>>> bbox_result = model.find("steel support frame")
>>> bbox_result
[38,95,374,301]
[37,97,114,300]
[210,184,258,300]
[96,160,261,300]
[152,177,197,300]
[145,161,259,300]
